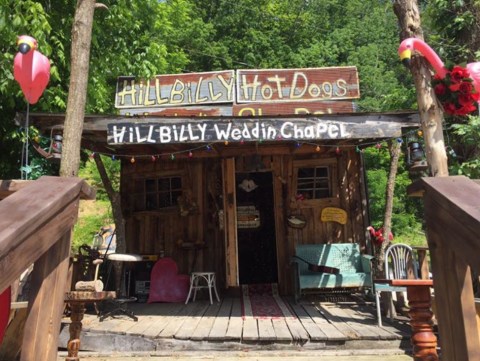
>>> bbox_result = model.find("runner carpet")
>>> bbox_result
[241,283,294,319]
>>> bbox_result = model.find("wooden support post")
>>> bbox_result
[65,302,85,361]
[406,284,437,361]
[20,232,72,361]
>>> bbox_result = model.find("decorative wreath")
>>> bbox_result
[432,65,479,116]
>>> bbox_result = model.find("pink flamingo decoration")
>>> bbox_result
[398,37,480,96]
[13,35,50,104]
[399,38,480,115]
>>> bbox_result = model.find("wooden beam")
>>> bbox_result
[0,177,93,260]
[0,180,32,200]
[20,232,72,361]
[222,158,238,287]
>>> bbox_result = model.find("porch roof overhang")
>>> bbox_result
[17,111,420,158]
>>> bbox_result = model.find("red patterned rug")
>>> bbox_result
[241,284,294,320]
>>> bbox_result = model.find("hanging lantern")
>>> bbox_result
[51,134,62,158]
[31,131,62,161]
[407,141,428,172]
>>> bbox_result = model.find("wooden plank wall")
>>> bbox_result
[121,146,368,295]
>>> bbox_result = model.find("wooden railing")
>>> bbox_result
[0,176,94,361]
[408,176,480,361]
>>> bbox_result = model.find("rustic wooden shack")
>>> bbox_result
[26,67,419,296]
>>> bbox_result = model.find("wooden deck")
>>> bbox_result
[59,295,412,354]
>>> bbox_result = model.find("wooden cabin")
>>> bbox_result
[26,67,420,296]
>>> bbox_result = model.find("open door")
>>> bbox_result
[236,171,278,285]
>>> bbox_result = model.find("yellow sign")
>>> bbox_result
[321,207,347,225]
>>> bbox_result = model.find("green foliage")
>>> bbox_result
[363,146,424,239]
[72,200,113,252]
[449,115,480,178]
[424,4,480,179]
[78,156,120,201]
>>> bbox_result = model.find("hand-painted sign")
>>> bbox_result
[107,119,351,145]
[114,67,360,113]
[233,100,355,116]
[118,100,355,117]
[106,115,404,145]
[320,207,348,224]
[115,70,235,109]
[236,67,359,103]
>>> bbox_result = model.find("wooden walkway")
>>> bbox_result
[60,295,412,353]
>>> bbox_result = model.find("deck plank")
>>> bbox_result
[328,302,384,339]
[208,298,233,340]
[123,304,169,336]
[354,302,410,338]
[190,301,222,341]
[174,301,210,340]
[257,319,276,341]
[302,304,347,340]
[289,302,328,341]
[282,299,310,342]
[315,302,361,339]
[271,318,293,341]
[159,302,207,339]
[225,297,243,340]
[143,303,188,338]
[242,318,259,341]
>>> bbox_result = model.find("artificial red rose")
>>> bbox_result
[434,83,447,96]
[451,66,470,82]
[472,92,480,102]
[457,103,477,115]
[458,93,474,106]
[459,81,474,94]
[443,102,458,115]
[433,74,443,81]
[449,82,461,92]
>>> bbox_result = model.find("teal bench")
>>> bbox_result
[291,243,374,302]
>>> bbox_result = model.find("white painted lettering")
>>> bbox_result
[290,72,308,99]
[280,122,294,138]
[159,126,171,143]
[112,126,126,143]
[135,126,147,143]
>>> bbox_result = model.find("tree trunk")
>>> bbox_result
[393,0,449,177]
[59,0,97,177]
[377,140,402,274]
[92,153,126,254]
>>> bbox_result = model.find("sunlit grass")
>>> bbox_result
[72,199,113,253]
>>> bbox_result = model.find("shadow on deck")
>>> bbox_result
[59,294,413,355]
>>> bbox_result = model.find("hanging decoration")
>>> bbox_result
[31,127,63,161]
[14,35,51,179]
[398,38,480,116]
[432,65,480,116]
[367,226,394,246]
[14,35,51,104]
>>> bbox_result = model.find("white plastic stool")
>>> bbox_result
[185,272,220,305]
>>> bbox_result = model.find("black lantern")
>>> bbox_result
[407,141,428,172]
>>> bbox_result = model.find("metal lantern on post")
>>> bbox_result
[407,141,428,173]
[51,134,63,159]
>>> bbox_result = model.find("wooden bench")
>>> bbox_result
[291,243,374,302]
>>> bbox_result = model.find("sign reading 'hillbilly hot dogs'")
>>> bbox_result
[114,67,359,110]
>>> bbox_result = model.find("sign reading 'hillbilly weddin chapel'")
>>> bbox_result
[107,117,400,145]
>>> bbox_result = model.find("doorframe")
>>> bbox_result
[222,157,238,287]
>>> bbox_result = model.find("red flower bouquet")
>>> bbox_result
[432,65,480,116]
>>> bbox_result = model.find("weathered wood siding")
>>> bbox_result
[121,146,368,295]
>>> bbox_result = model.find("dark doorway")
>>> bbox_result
[236,171,278,285]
